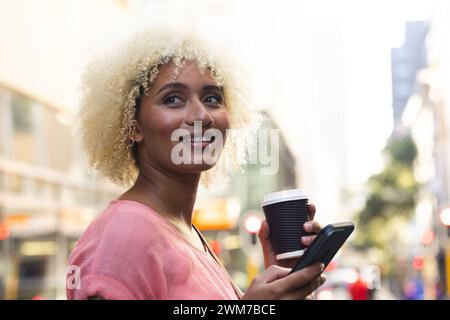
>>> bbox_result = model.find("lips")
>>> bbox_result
[178,135,216,143]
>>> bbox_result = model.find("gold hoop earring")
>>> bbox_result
[128,120,138,148]
[128,137,135,148]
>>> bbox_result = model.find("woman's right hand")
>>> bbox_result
[241,262,326,300]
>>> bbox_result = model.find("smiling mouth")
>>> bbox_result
[178,136,216,143]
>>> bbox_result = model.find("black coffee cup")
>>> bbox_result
[261,189,310,260]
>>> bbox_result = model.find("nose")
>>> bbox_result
[184,97,214,128]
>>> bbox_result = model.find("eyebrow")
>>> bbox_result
[202,85,224,94]
[156,82,224,95]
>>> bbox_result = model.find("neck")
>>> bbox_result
[127,161,201,228]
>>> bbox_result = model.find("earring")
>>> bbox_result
[128,120,138,148]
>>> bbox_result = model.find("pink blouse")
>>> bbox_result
[66,200,241,300]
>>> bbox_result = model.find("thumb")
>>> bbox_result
[261,265,292,284]
[258,220,272,253]
[258,220,270,242]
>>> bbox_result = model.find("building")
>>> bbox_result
[416,0,450,299]
[398,1,450,298]
[193,111,298,290]
[0,0,131,299]
[391,21,429,126]
[0,83,123,299]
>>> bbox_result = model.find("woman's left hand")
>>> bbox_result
[258,204,323,269]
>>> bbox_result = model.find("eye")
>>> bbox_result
[203,94,223,105]
[163,93,184,106]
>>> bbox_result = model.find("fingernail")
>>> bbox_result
[320,263,325,271]
[302,236,311,244]
[321,274,327,283]
[304,222,312,231]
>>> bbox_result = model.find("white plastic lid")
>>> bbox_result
[276,249,304,260]
[261,189,308,207]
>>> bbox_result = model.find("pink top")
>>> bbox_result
[66,200,240,300]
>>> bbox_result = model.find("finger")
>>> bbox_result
[279,277,323,300]
[321,273,327,285]
[279,279,320,300]
[308,203,316,220]
[304,276,323,295]
[301,235,317,246]
[260,265,292,284]
[278,257,300,269]
[275,262,324,292]
[306,274,327,294]
[304,220,322,234]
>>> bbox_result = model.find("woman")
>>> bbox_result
[67,26,325,300]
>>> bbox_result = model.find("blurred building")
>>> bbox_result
[0,83,122,299]
[194,111,298,290]
[391,21,429,126]
[0,0,131,300]
[417,0,450,299]
[399,0,450,299]
[230,111,297,212]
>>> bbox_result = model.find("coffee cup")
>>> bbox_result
[261,189,311,260]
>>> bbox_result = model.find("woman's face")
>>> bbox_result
[133,61,230,174]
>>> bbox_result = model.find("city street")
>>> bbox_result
[1,0,450,300]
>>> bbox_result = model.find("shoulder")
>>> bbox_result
[83,200,169,246]
[73,200,174,261]
[67,200,172,299]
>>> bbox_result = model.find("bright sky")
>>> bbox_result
[125,0,437,215]
[218,0,436,217]
[255,0,436,189]
[331,0,435,186]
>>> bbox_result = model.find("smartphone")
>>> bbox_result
[289,222,355,274]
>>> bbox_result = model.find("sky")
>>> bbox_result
[216,0,437,218]
[261,0,437,189]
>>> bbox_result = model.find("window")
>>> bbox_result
[10,92,39,164]
[11,94,33,134]
[0,171,4,191]
[8,173,22,193]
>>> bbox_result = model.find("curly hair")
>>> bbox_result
[76,25,261,189]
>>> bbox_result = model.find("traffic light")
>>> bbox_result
[244,215,262,245]
[440,207,450,237]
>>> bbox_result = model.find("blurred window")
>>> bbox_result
[0,171,4,191]
[11,94,33,134]
[8,173,22,193]
[34,179,47,197]
[51,183,61,200]
[10,93,38,164]
[17,258,46,300]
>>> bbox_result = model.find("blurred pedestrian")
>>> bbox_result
[348,275,369,300]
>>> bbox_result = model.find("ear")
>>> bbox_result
[131,120,144,143]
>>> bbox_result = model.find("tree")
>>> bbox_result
[353,133,419,277]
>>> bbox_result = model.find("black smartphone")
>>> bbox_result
[289,222,355,274]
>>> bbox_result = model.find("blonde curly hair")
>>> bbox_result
[77,25,261,188]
